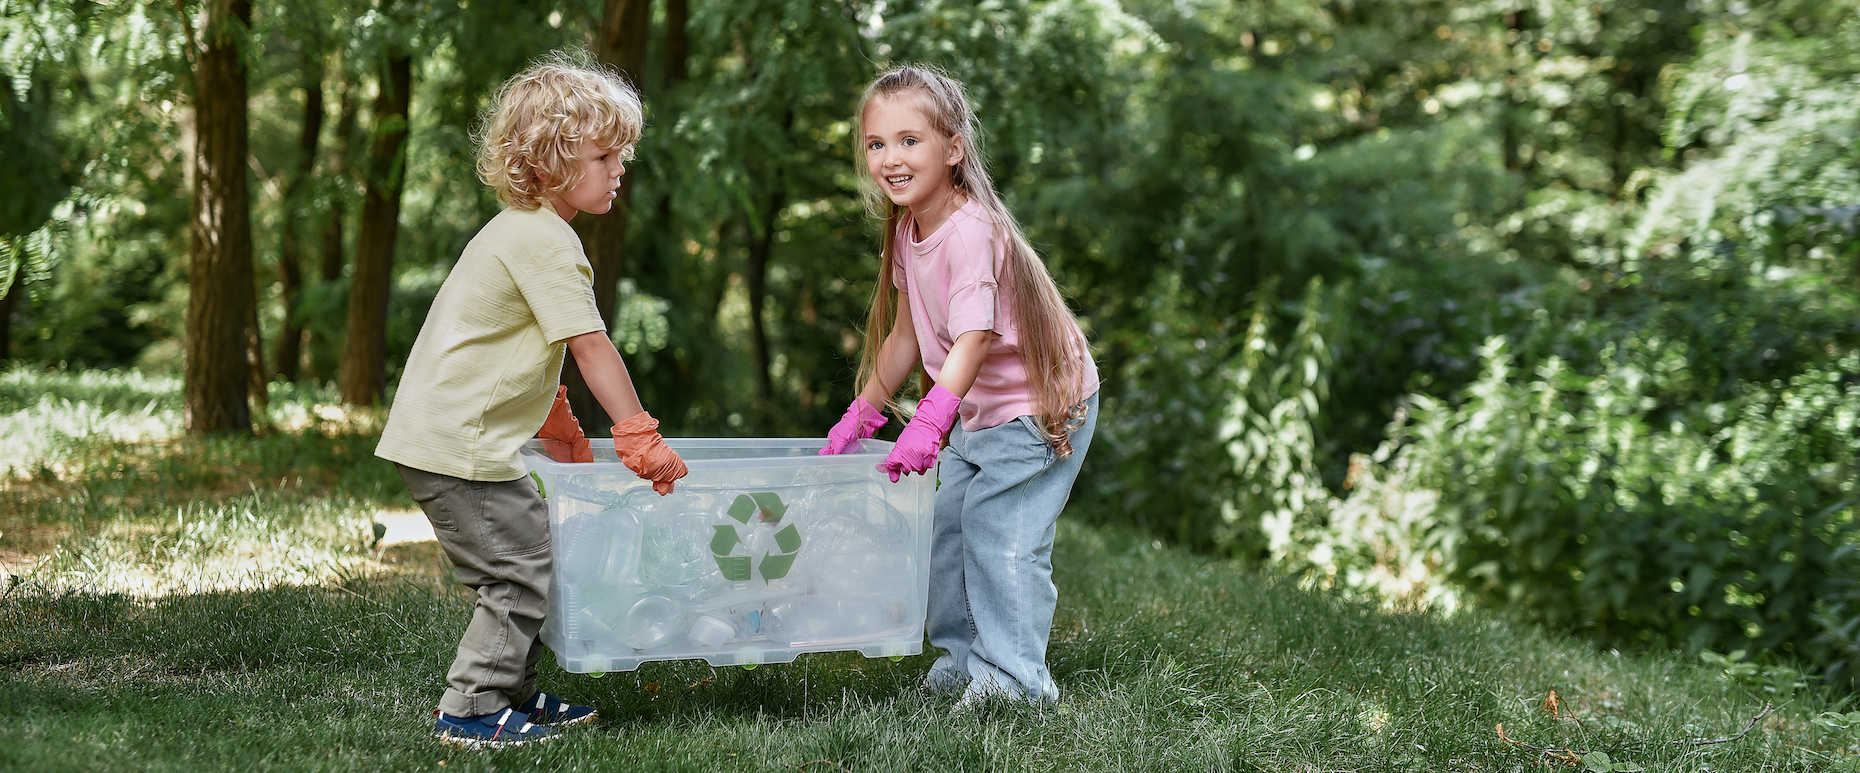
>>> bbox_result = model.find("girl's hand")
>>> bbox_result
[878,385,962,482]
[537,386,593,462]
[612,411,688,495]
[820,396,889,455]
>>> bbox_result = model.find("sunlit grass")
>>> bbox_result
[1,368,403,595]
[22,493,394,596]
[0,369,183,478]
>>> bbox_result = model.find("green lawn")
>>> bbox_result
[0,371,1849,772]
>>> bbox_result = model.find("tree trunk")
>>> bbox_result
[246,307,267,407]
[184,0,258,434]
[745,189,781,399]
[744,102,793,402]
[275,55,325,383]
[0,269,21,365]
[337,49,413,406]
[320,90,353,288]
[662,0,688,87]
[305,82,356,384]
[562,0,653,431]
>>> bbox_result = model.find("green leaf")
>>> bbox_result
[1582,751,1612,772]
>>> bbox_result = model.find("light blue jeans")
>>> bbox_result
[924,393,1098,703]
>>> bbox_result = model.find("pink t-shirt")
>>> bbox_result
[893,199,1099,432]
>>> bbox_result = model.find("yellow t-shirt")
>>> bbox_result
[375,206,606,481]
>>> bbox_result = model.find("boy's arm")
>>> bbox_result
[566,331,686,494]
[566,331,645,420]
[857,291,925,409]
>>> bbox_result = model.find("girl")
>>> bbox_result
[819,65,1100,705]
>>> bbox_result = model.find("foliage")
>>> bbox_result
[1404,338,1859,658]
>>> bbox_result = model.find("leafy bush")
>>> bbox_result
[1400,337,1860,657]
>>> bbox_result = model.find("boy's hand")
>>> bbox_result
[538,386,593,463]
[878,385,961,482]
[819,396,888,455]
[612,411,688,495]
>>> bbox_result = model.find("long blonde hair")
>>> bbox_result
[853,65,1093,455]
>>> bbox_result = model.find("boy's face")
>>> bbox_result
[549,140,626,222]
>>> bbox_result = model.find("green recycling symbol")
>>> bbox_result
[709,492,802,583]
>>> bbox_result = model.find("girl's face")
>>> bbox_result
[863,94,964,215]
[549,139,627,222]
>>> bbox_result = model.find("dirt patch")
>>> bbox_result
[375,540,454,585]
[0,546,43,579]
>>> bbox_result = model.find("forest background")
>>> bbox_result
[4,0,1860,691]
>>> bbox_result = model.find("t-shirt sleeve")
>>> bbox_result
[943,229,1001,339]
[505,243,606,344]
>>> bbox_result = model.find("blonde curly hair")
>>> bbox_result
[476,52,643,210]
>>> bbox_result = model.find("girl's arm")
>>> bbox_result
[566,331,646,420]
[871,321,997,481]
[858,290,924,408]
[931,329,998,398]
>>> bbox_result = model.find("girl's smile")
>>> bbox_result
[863,95,965,235]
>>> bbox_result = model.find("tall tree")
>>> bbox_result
[662,0,687,87]
[183,0,259,434]
[0,270,20,364]
[274,51,326,383]
[308,80,356,384]
[562,0,652,429]
[742,107,793,400]
[337,35,413,406]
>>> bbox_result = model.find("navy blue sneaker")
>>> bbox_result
[517,691,598,728]
[434,708,560,748]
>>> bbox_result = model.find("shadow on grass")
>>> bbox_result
[0,521,1825,772]
[1,573,933,721]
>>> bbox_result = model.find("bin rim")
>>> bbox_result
[520,437,899,474]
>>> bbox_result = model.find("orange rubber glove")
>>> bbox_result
[537,386,593,463]
[612,410,688,496]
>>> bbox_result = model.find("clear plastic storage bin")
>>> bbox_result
[521,438,935,673]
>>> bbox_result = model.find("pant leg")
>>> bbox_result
[952,395,1098,703]
[924,425,981,692]
[397,464,553,718]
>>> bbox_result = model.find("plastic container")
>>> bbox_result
[522,437,934,673]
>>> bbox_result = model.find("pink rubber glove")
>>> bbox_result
[819,396,889,455]
[879,385,962,482]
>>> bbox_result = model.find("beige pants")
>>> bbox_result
[396,464,553,717]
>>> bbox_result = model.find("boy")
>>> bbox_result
[375,55,688,748]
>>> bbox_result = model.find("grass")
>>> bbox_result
[1,368,1855,771]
